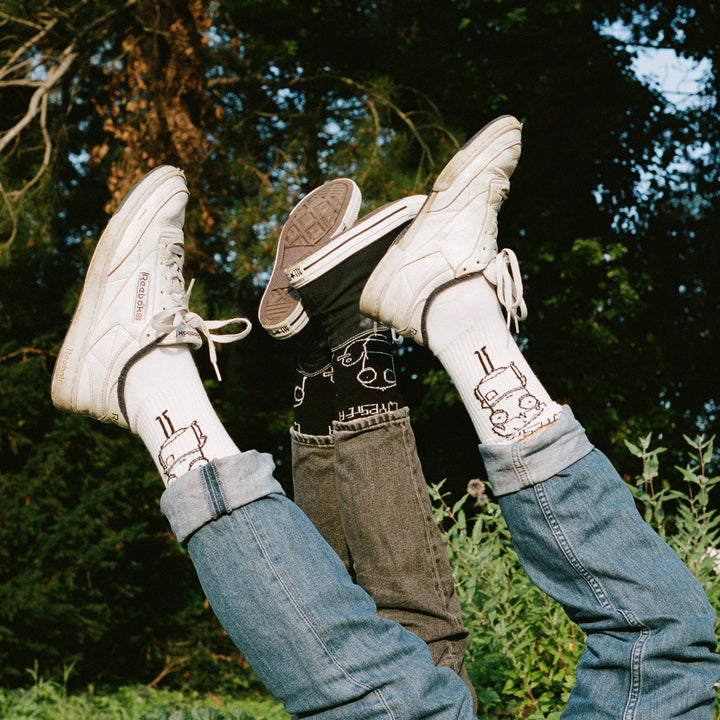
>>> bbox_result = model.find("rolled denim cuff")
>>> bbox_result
[160,451,284,545]
[332,406,410,436]
[479,405,593,496]
[289,427,335,447]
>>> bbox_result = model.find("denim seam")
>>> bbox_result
[534,482,650,720]
[533,482,611,607]
[619,609,650,720]
[400,421,467,673]
[290,427,335,448]
[201,462,228,518]
[510,443,531,487]
[399,420,451,635]
[240,503,397,719]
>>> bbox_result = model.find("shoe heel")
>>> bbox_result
[258,179,361,337]
[359,242,404,320]
[51,311,88,411]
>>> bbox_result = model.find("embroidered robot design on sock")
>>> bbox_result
[473,346,545,440]
[293,365,334,408]
[155,410,209,483]
[335,332,397,391]
[293,377,306,408]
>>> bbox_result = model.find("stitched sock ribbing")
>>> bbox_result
[425,275,561,444]
[125,346,240,485]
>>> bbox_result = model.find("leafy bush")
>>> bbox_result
[624,434,720,609]
[430,433,720,719]
[0,396,263,690]
[0,663,289,719]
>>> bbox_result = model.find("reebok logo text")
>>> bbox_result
[135,272,150,321]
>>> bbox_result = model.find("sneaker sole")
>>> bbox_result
[285,195,427,288]
[359,115,521,335]
[258,179,361,338]
[51,165,188,415]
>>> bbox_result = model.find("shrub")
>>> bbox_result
[430,484,582,719]
[0,662,289,719]
[430,433,720,719]
[624,433,720,612]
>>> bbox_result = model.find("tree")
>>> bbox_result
[1,0,717,686]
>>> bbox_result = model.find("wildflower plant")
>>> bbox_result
[625,434,720,620]
[430,433,720,719]
[429,481,582,719]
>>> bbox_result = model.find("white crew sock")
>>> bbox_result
[124,345,240,486]
[425,274,561,445]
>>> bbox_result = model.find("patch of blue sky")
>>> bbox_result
[599,18,714,113]
[595,18,715,231]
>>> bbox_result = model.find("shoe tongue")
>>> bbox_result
[296,223,410,350]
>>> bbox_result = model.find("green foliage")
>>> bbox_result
[625,434,720,613]
[0,321,260,688]
[2,0,720,699]
[0,663,288,719]
[430,432,720,719]
[430,483,583,719]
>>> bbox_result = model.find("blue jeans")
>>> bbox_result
[160,407,719,718]
[481,406,720,719]
[161,451,475,719]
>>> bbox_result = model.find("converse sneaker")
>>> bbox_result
[359,115,526,345]
[285,195,426,350]
[51,165,250,429]
[258,178,362,338]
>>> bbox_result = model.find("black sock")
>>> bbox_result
[292,363,335,435]
[332,328,404,423]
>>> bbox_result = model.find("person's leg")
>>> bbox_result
[291,392,354,576]
[333,408,474,691]
[284,193,476,701]
[291,429,354,575]
[162,455,475,720]
[485,412,720,719]
[51,166,476,719]
[360,114,720,718]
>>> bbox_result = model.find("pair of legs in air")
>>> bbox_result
[258,176,475,700]
[52,116,719,718]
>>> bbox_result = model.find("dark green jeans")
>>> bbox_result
[291,406,475,705]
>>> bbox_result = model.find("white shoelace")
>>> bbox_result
[151,237,252,380]
[486,248,527,332]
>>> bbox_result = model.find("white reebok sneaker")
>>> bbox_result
[359,115,525,345]
[51,166,250,429]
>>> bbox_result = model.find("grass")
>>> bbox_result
[0,665,289,720]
